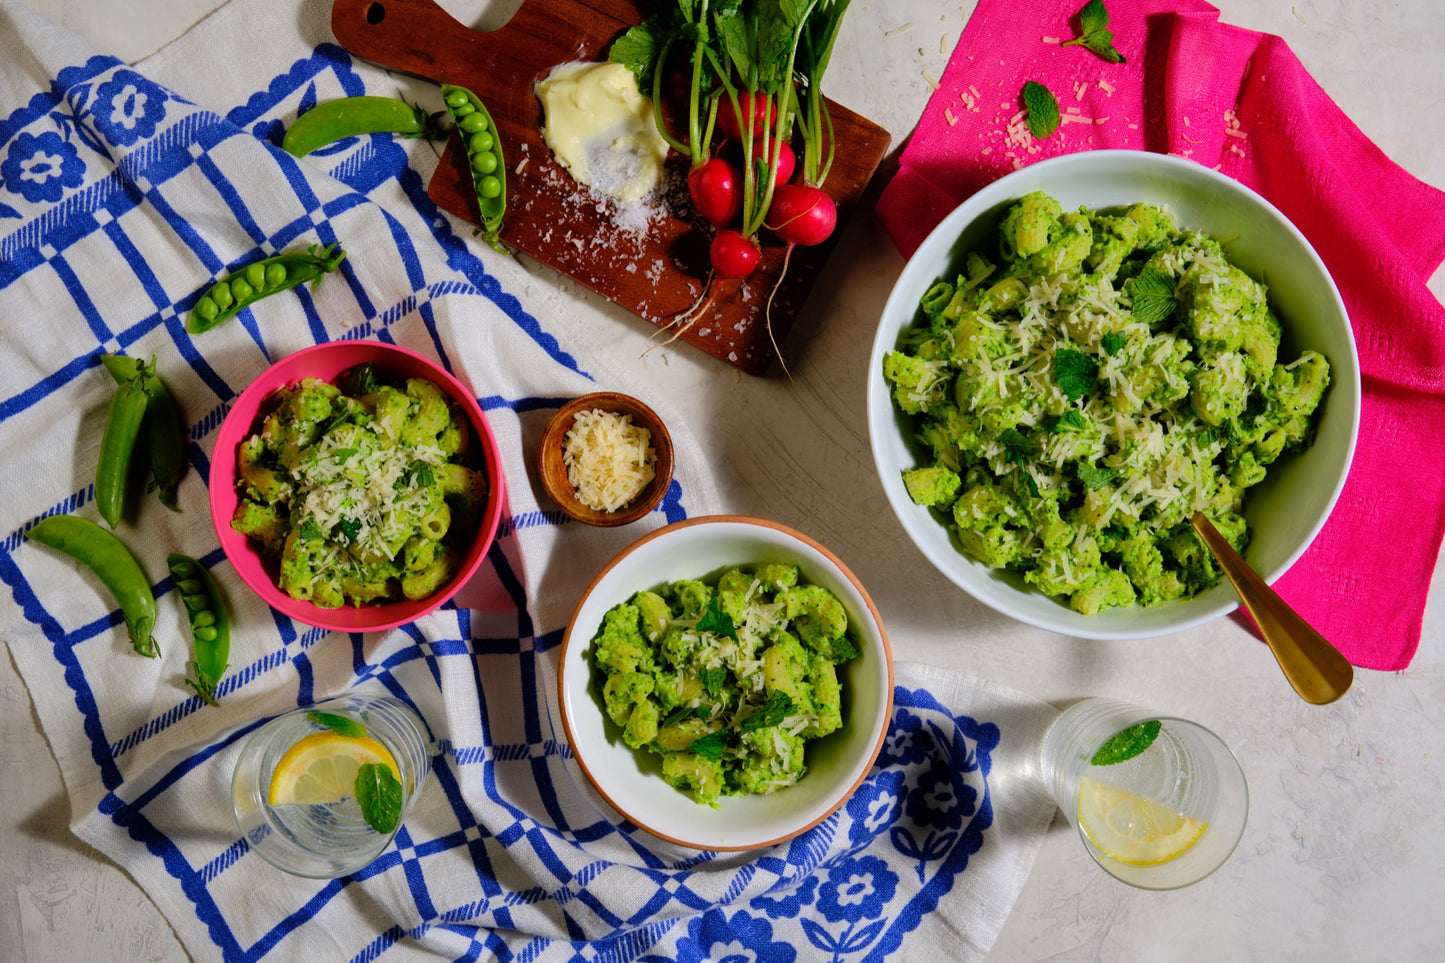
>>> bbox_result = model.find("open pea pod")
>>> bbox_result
[187,243,347,334]
[440,84,507,253]
[166,553,231,705]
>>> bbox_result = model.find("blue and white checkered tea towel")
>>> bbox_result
[0,0,1057,959]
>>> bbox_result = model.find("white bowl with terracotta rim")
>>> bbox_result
[557,515,894,851]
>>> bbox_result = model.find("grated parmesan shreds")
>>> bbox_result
[562,408,656,512]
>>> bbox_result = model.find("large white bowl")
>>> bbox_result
[867,151,1360,640]
[558,515,894,851]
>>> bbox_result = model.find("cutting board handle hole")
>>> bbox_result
[365,2,385,25]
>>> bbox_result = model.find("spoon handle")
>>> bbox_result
[1191,513,1353,705]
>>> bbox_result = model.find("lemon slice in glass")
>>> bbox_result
[267,731,400,807]
[1077,775,1208,866]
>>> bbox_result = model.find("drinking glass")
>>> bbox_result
[232,694,432,878]
[1038,697,1248,890]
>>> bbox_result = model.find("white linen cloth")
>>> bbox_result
[0,0,1058,959]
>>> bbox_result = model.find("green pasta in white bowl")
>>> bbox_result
[867,151,1359,641]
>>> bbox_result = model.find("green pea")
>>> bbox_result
[451,102,475,118]
[211,283,234,310]
[265,262,288,287]
[193,625,217,642]
[479,175,502,199]
[445,89,469,108]
[27,516,158,658]
[245,262,266,289]
[230,277,254,302]
[458,112,487,134]
[469,130,494,154]
[194,297,218,321]
[179,578,205,595]
[193,609,216,627]
[183,593,209,614]
[472,150,498,175]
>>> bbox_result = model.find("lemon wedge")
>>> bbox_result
[267,731,400,807]
[1076,775,1208,866]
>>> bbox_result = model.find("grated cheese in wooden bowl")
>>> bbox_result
[562,408,657,512]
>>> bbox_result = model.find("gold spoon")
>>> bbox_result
[1190,512,1353,705]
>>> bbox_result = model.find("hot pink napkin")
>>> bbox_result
[875,0,1445,671]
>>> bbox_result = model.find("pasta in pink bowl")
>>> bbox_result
[209,340,505,632]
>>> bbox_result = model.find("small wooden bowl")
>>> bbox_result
[538,392,674,527]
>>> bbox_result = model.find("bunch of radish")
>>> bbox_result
[613,0,852,282]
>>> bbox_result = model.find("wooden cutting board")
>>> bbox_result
[330,0,891,375]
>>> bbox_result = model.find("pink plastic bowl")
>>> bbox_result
[208,340,506,632]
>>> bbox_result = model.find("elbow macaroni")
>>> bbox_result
[232,367,488,608]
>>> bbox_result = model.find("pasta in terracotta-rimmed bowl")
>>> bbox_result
[209,340,505,632]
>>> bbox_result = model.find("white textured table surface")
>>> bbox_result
[4,0,1444,960]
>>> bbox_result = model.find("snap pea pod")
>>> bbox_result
[101,354,187,511]
[282,96,449,157]
[166,553,230,705]
[25,514,158,658]
[439,84,507,253]
[187,243,347,334]
[95,365,152,528]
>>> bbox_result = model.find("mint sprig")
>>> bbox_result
[696,597,738,640]
[354,763,404,834]
[1062,0,1126,64]
[1022,81,1061,139]
[1091,719,1162,765]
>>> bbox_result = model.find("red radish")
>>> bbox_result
[710,229,761,278]
[773,141,796,186]
[687,157,742,227]
[765,184,837,246]
[717,90,773,140]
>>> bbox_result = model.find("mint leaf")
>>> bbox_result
[1062,0,1126,63]
[661,705,698,728]
[1044,410,1089,434]
[1091,719,1162,765]
[336,517,362,545]
[740,692,795,733]
[1078,0,1109,34]
[696,597,737,640]
[998,428,1041,497]
[354,763,403,834]
[334,446,358,463]
[307,711,367,738]
[1081,29,1125,64]
[1129,266,1178,325]
[690,731,729,761]
[1054,348,1099,399]
[997,427,1038,463]
[298,518,325,541]
[1077,463,1119,490]
[1102,331,1127,355]
[1022,81,1061,139]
